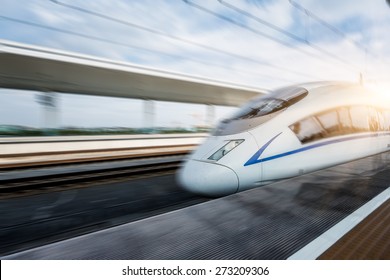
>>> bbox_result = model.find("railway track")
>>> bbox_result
[0,155,184,198]
[0,137,208,254]
[0,145,194,170]
[0,172,209,256]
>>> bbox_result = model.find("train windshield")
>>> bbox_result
[229,86,308,120]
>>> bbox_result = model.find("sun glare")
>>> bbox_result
[365,82,390,102]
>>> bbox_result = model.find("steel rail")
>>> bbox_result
[0,157,183,195]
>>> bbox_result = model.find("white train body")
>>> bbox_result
[178,82,390,196]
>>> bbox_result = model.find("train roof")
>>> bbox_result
[289,81,362,92]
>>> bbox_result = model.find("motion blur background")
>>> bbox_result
[1,0,390,133]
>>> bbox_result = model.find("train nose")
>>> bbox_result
[177,160,239,197]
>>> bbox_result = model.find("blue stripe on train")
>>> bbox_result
[244,132,390,166]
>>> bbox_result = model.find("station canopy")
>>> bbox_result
[0,40,266,106]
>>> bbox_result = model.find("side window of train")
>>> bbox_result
[383,110,390,130]
[289,117,325,144]
[316,109,342,137]
[375,108,385,131]
[337,107,354,134]
[290,106,390,145]
[368,107,380,131]
[349,106,370,132]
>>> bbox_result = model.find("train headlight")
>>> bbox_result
[208,140,244,161]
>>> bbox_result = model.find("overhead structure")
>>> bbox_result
[0,40,266,107]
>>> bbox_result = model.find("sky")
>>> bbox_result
[1,0,390,128]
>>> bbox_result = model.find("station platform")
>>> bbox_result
[0,133,205,169]
[3,151,390,260]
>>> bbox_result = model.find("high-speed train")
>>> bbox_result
[177,82,390,196]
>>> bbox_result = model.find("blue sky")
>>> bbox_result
[1,0,390,128]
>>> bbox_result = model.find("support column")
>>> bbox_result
[143,99,155,132]
[359,72,364,86]
[206,104,216,128]
[36,92,59,134]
